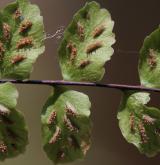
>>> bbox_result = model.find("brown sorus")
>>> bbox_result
[65,102,77,117]
[129,112,135,133]
[138,122,148,144]
[0,105,10,116]
[13,9,22,19]
[86,41,103,54]
[147,49,157,69]
[49,126,61,144]
[142,114,156,125]
[16,37,33,49]
[67,41,77,61]
[3,23,11,40]
[80,141,90,155]
[19,20,32,33]
[79,60,91,69]
[93,24,106,38]
[11,55,26,64]
[0,110,9,116]
[48,111,57,125]
[64,116,77,132]
[77,22,85,41]
[0,142,7,153]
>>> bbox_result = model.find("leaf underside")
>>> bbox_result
[58,1,115,82]
[0,82,28,161]
[41,87,92,164]
[139,27,160,88]
[118,91,160,157]
[0,0,45,79]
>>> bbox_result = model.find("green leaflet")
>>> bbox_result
[0,0,45,79]
[118,91,160,157]
[0,82,28,161]
[58,1,115,82]
[41,87,92,164]
[0,82,18,109]
[139,27,160,88]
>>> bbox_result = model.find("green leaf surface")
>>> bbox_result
[0,82,18,109]
[58,1,115,82]
[41,87,92,164]
[0,82,28,161]
[139,27,160,88]
[118,91,160,157]
[0,0,45,79]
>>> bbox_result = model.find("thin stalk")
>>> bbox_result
[0,79,160,93]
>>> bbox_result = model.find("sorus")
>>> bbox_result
[11,55,26,64]
[16,37,33,49]
[19,20,32,33]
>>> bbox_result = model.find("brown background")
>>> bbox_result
[1,0,160,165]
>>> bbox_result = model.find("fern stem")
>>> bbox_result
[0,79,159,93]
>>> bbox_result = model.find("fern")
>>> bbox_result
[0,0,45,79]
[0,0,160,164]
[41,87,91,164]
[58,1,115,82]
[0,82,28,160]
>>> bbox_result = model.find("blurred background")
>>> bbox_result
[1,0,160,165]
